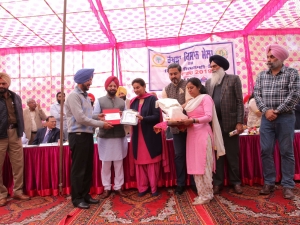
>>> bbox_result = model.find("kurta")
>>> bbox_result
[186,95,214,175]
[97,137,128,161]
[93,99,128,161]
[130,95,162,159]
[135,103,161,164]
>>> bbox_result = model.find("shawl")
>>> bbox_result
[185,94,225,159]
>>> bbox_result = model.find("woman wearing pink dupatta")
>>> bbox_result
[130,78,164,197]
[181,78,224,205]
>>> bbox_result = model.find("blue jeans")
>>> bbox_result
[260,113,295,188]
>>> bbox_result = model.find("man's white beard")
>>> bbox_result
[210,68,225,88]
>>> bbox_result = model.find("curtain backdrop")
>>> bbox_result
[1,34,300,114]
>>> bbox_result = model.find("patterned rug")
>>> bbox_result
[0,188,209,224]
[1,185,300,224]
[0,195,71,224]
[204,184,300,224]
[61,188,208,224]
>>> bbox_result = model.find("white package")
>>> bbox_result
[155,98,188,120]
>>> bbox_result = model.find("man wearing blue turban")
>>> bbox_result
[65,68,113,209]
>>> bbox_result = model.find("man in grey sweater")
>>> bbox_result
[65,68,113,209]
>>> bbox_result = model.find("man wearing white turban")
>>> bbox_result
[254,44,300,200]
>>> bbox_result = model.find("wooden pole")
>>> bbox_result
[59,0,67,196]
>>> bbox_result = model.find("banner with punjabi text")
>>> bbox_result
[148,42,236,91]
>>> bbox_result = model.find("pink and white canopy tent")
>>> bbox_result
[1,0,300,196]
[1,0,300,108]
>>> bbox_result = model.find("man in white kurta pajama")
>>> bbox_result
[93,76,128,198]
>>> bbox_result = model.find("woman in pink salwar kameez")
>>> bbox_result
[130,78,163,197]
[181,78,224,205]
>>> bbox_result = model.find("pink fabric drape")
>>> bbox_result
[3,134,300,197]
[243,36,254,93]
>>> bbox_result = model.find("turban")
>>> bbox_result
[116,86,127,97]
[0,72,11,86]
[209,55,230,71]
[104,76,119,90]
[87,93,95,102]
[74,68,94,84]
[266,44,289,62]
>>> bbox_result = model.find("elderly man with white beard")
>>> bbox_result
[205,55,244,195]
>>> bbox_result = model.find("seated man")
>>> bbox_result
[32,116,60,145]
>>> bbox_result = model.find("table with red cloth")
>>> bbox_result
[2,141,178,197]
[2,134,300,197]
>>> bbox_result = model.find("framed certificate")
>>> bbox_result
[120,110,138,125]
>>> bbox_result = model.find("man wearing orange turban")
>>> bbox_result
[254,44,300,200]
[116,86,131,135]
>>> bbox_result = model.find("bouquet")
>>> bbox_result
[248,126,260,135]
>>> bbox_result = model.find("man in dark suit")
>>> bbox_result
[32,116,60,145]
[205,55,244,195]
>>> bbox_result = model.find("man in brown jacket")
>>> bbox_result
[23,98,47,144]
[205,55,244,195]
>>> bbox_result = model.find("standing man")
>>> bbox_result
[162,63,196,195]
[116,86,130,109]
[23,98,47,144]
[87,93,95,107]
[93,77,128,199]
[32,116,60,145]
[254,44,300,199]
[116,86,131,135]
[65,68,113,209]
[50,92,68,141]
[0,72,30,207]
[205,55,244,194]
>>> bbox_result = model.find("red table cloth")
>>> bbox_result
[2,134,300,197]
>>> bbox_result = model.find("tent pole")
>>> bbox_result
[59,0,67,196]
[115,47,118,78]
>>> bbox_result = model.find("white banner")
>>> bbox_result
[148,42,236,91]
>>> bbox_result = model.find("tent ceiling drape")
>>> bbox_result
[1,0,299,52]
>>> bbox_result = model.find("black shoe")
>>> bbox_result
[138,189,150,197]
[85,197,99,204]
[152,191,159,197]
[213,185,222,195]
[283,187,294,200]
[76,202,90,209]
[175,186,185,195]
[259,184,275,195]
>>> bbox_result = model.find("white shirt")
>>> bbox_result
[50,102,67,130]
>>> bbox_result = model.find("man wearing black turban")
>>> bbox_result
[205,55,244,195]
